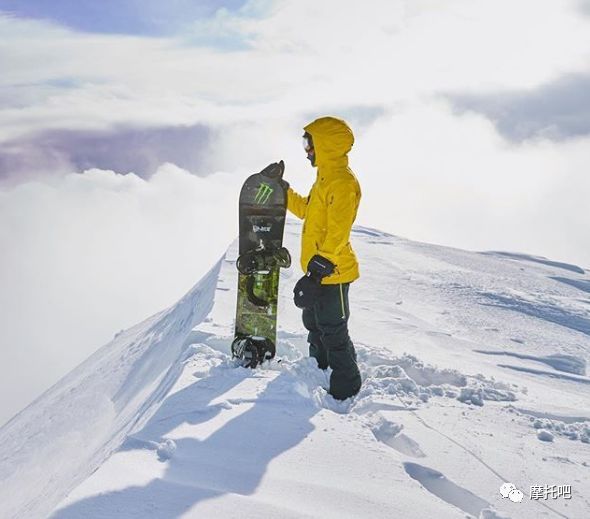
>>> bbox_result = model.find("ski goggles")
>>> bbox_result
[302,133,314,153]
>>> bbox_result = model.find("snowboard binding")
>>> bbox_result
[236,246,291,275]
[231,335,276,368]
[237,247,291,308]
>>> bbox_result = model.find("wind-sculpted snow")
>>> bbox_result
[483,251,586,275]
[509,407,590,443]
[550,276,590,294]
[474,350,587,376]
[3,223,590,518]
[479,291,590,336]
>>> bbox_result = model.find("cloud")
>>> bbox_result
[0,124,211,183]
[578,0,590,16]
[3,0,587,186]
[2,0,589,145]
[445,73,590,141]
[0,165,242,426]
[352,100,590,270]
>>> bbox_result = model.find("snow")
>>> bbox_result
[537,430,555,443]
[1,221,590,519]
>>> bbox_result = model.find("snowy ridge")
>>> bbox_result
[2,223,590,518]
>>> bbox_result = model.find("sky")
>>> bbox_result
[1,0,590,425]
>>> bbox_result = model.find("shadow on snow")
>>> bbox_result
[52,369,319,518]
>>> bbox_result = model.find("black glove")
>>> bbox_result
[260,160,285,179]
[293,255,335,309]
[306,254,335,281]
[260,161,288,192]
[293,276,319,309]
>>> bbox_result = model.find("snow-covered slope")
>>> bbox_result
[1,222,589,519]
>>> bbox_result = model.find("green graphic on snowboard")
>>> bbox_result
[254,182,274,205]
[235,270,280,340]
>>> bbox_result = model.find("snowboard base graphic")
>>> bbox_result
[232,161,290,367]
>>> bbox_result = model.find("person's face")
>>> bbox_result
[302,133,316,166]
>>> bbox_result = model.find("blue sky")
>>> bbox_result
[0,0,248,36]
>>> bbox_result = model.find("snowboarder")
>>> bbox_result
[284,116,362,400]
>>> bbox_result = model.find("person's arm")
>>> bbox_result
[317,180,359,266]
[287,187,308,220]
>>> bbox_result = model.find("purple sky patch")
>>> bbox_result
[0,0,247,36]
[0,124,211,181]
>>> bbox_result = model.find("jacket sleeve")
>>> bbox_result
[317,180,360,266]
[287,187,308,220]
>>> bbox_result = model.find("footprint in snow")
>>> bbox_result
[371,417,426,458]
[403,462,490,518]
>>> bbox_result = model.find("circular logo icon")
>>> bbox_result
[500,483,516,498]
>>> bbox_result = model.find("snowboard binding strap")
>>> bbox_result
[236,246,291,275]
[231,336,275,368]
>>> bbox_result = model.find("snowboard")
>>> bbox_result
[231,161,291,367]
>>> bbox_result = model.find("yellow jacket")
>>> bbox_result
[287,116,361,284]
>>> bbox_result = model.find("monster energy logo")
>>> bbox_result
[254,183,273,204]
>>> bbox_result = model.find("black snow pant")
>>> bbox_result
[302,282,362,400]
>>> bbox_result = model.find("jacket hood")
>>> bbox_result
[304,116,354,169]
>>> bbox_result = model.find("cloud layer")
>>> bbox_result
[0,124,210,182]
[0,165,239,425]
[446,73,590,141]
[353,101,590,267]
